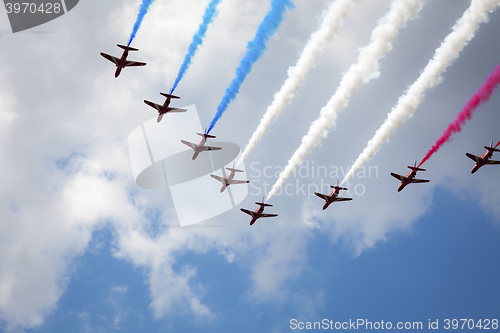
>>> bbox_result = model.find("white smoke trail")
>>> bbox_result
[342,0,500,184]
[237,0,363,165]
[266,0,424,200]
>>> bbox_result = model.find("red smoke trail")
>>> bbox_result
[418,64,500,168]
[495,139,500,149]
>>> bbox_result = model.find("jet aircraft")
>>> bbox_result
[465,141,500,174]
[240,199,278,226]
[314,180,352,210]
[390,161,430,192]
[210,165,249,193]
[181,131,222,160]
[100,44,146,78]
[144,93,187,123]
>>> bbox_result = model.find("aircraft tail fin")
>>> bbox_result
[197,133,216,139]
[117,44,138,51]
[408,160,425,172]
[256,196,271,207]
[160,93,180,99]
[226,167,244,172]
[331,185,348,191]
[485,145,500,152]
[408,165,426,172]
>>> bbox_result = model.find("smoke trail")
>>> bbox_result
[495,139,500,149]
[237,0,362,165]
[266,0,424,200]
[207,0,294,134]
[127,0,156,47]
[418,64,500,167]
[171,0,222,93]
[342,0,500,185]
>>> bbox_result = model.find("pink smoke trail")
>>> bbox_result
[418,64,500,168]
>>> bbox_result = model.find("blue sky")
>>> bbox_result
[0,0,499,332]
[21,187,500,332]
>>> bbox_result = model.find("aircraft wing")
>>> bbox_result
[229,180,249,185]
[240,208,256,217]
[485,159,500,165]
[390,172,405,181]
[100,52,120,65]
[210,174,226,183]
[335,197,353,202]
[144,100,162,112]
[260,213,278,218]
[314,192,329,201]
[205,146,222,151]
[165,107,188,113]
[181,140,198,150]
[124,60,146,67]
[466,153,480,163]
[410,178,430,184]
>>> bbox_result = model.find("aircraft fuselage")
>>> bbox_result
[224,171,236,185]
[249,206,265,226]
[322,190,340,209]
[397,170,417,191]
[158,98,172,114]
[113,50,130,77]
[471,150,494,173]
[190,137,208,160]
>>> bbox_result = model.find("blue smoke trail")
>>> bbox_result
[207,0,294,133]
[171,0,222,93]
[127,0,156,47]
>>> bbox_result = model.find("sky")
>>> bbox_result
[0,0,499,332]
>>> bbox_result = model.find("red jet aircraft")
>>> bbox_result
[314,180,352,210]
[466,141,500,174]
[144,93,187,123]
[390,161,430,192]
[100,44,146,78]
[240,199,278,226]
[210,164,249,193]
[181,131,222,160]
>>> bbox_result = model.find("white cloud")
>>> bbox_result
[0,0,499,330]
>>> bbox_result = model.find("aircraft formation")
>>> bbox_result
[102,0,499,226]
[390,142,500,192]
[100,40,499,226]
[100,41,278,225]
